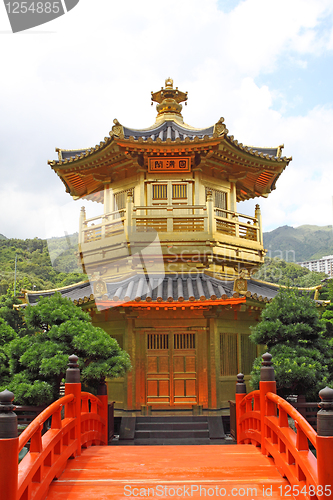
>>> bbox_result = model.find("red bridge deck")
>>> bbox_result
[46,444,289,499]
[3,355,331,500]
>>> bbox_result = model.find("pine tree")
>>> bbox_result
[0,293,131,405]
[250,287,330,400]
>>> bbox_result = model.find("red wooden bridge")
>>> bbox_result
[1,354,333,500]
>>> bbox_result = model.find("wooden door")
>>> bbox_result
[146,333,170,405]
[146,332,197,407]
[172,333,197,405]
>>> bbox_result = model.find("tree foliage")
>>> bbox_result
[0,235,87,296]
[0,293,131,405]
[249,288,330,400]
[0,295,29,335]
[321,280,333,337]
[253,257,326,290]
[0,318,17,383]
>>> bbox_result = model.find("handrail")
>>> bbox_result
[79,203,262,244]
[18,394,74,452]
[134,204,207,211]
[235,356,333,500]
[237,390,261,446]
[238,390,318,448]
[83,209,125,224]
[81,391,103,406]
[0,355,109,500]
[263,392,318,492]
[80,391,107,451]
[214,207,258,222]
[82,205,258,221]
[238,388,319,497]
[215,213,259,226]
[239,390,260,408]
[267,392,317,448]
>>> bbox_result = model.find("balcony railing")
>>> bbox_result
[79,198,262,245]
[80,209,125,243]
[134,205,207,233]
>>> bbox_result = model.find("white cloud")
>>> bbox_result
[255,104,333,231]
[0,0,333,240]
[225,0,333,73]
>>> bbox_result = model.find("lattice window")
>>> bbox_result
[147,333,169,350]
[206,187,227,217]
[240,334,257,375]
[220,333,238,376]
[152,184,167,200]
[174,333,195,349]
[114,189,134,211]
[172,184,187,199]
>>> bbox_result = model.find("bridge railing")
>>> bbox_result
[0,354,108,500]
[236,353,333,500]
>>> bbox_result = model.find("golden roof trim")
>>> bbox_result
[73,294,95,306]
[50,138,290,169]
[225,136,291,163]
[49,111,290,168]
[249,278,323,291]
[22,280,90,294]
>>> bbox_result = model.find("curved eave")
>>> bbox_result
[49,136,129,198]
[48,119,291,200]
[48,134,116,168]
[224,135,290,163]
[48,118,291,168]
[210,136,290,201]
[235,167,287,201]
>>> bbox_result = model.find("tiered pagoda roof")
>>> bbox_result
[22,275,324,310]
[49,78,291,203]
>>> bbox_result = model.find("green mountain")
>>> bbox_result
[263,225,333,262]
[0,234,7,240]
[0,235,87,296]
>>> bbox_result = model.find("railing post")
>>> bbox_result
[125,191,134,229]
[0,390,19,500]
[97,378,109,445]
[79,206,86,245]
[65,354,81,457]
[101,215,106,239]
[255,204,263,244]
[317,387,333,496]
[203,207,208,232]
[167,207,173,232]
[234,217,239,238]
[206,190,214,236]
[260,353,276,455]
[108,402,115,444]
[235,373,246,443]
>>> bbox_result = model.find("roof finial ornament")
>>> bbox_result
[151,78,188,121]
[214,117,228,136]
[111,118,124,138]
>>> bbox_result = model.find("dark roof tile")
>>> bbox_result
[28,276,319,307]
[123,122,214,142]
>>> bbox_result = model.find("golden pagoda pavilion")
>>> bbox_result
[28,78,292,412]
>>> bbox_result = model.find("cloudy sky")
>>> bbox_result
[1,0,333,240]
